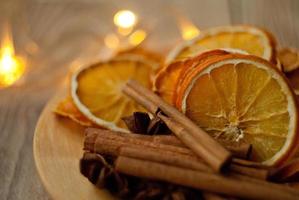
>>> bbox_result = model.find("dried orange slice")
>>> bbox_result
[152,61,184,104]
[54,96,94,127]
[117,47,164,65]
[116,48,164,85]
[277,48,299,95]
[71,56,158,132]
[166,25,276,65]
[153,50,230,105]
[278,48,299,72]
[177,54,299,166]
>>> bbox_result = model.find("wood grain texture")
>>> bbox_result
[0,0,298,199]
[34,90,114,200]
[0,89,53,200]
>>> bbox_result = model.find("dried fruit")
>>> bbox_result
[54,96,94,126]
[278,48,299,72]
[176,54,299,166]
[165,25,277,65]
[153,49,229,104]
[71,56,158,132]
[117,47,164,65]
[278,48,299,95]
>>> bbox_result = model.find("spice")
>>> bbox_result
[122,112,171,135]
[80,152,201,199]
[122,112,150,134]
[80,152,129,195]
[115,156,299,200]
[84,128,268,179]
[121,111,252,159]
[147,116,171,135]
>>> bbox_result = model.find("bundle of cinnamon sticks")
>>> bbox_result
[80,80,299,200]
[82,128,299,199]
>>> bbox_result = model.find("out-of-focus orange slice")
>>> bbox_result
[116,47,164,84]
[54,96,94,127]
[117,47,164,65]
[165,25,277,65]
[71,56,158,132]
[177,54,299,166]
[278,48,299,72]
[277,48,299,95]
[153,50,230,105]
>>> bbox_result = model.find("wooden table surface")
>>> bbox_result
[0,0,298,199]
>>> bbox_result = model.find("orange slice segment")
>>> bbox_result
[166,25,276,65]
[153,50,230,105]
[71,56,157,132]
[177,54,298,166]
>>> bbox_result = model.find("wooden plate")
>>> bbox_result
[33,90,114,200]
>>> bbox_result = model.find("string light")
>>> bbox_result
[129,29,147,46]
[0,26,25,88]
[177,16,200,40]
[113,10,137,29]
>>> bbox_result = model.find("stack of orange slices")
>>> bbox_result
[55,25,299,166]
[154,25,280,105]
[278,48,299,95]
[153,25,299,166]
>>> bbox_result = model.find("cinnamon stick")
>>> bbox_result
[119,146,268,180]
[86,128,251,159]
[119,146,211,172]
[122,79,232,172]
[84,130,269,179]
[154,134,251,159]
[80,152,202,199]
[232,158,267,168]
[115,156,299,200]
[202,192,237,200]
[85,130,192,156]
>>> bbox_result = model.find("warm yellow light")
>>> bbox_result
[129,29,147,46]
[0,26,25,88]
[177,17,200,40]
[104,33,120,49]
[117,26,133,36]
[114,10,137,29]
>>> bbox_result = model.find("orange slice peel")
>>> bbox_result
[54,96,94,127]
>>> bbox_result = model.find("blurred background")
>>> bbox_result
[0,0,298,199]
